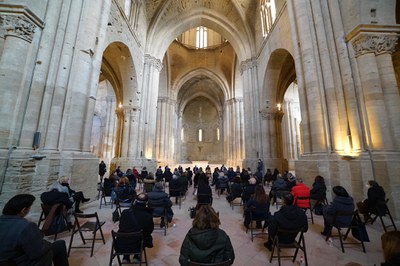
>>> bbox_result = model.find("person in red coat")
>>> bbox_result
[291,177,311,209]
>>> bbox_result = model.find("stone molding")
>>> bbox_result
[144,54,163,71]
[240,58,257,74]
[351,33,398,57]
[259,107,284,120]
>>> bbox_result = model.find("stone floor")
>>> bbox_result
[32,184,398,266]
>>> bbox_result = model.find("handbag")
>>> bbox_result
[112,209,120,222]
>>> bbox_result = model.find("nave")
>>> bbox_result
[35,184,392,266]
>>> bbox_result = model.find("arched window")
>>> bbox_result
[181,128,184,142]
[217,128,220,141]
[260,0,276,37]
[199,129,203,142]
[196,26,207,49]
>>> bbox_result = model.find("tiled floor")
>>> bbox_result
[32,184,398,266]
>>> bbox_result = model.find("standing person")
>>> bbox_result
[186,167,193,186]
[98,160,107,183]
[321,186,355,236]
[118,193,154,263]
[357,180,386,223]
[263,168,273,187]
[0,194,69,266]
[263,192,308,251]
[179,205,235,265]
[257,158,264,176]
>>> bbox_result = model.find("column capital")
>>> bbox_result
[259,107,284,120]
[240,57,257,74]
[144,54,163,71]
[0,14,36,42]
[346,25,400,58]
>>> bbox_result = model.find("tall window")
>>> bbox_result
[217,128,220,141]
[199,129,203,142]
[260,0,276,37]
[181,128,184,142]
[196,26,207,49]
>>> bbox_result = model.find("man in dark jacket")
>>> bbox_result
[321,186,355,236]
[264,192,308,251]
[0,194,69,266]
[118,193,154,263]
[148,182,174,227]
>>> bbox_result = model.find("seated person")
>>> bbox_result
[143,172,156,193]
[155,166,164,182]
[0,194,69,266]
[59,176,90,213]
[310,175,327,201]
[381,230,400,266]
[241,177,257,204]
[147,182,174,227]
[215,172,229,194]
[357,180,386,223]
[41,182,74,225]
[226,175,243,203]
[244,185,270,229]
[321,186,355,236]
[179,205,235,266]
[118,193,154,263]
[264,192,308,251]
[196,173,213,206]
[114,176,136,207]
[103,175,116,196]
[291,177,311,209]
[268,175,288,205]
[177,173,189,195]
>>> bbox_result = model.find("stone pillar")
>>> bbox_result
[0,12,40,148]
[103,96,116,159]
[137,54,162,160]
[240,58,261,162]
[225,98,245,166]
[350,33,400,150]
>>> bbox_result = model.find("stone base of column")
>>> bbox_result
[295,151,400,219]
[0,148,98,215]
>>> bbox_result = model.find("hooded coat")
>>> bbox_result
[268,205,308,244]
[323,195,355,227]
[179,228,234,266]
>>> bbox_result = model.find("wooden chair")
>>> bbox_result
[269,227,308,266]
[68,212,106,257]
[295,196,314,224]
[188,259,231,266]
[109,230,148,266]
[99,185,114,209]
[325,210,366,253]
[369,198,397,232]
[148,198,169,236]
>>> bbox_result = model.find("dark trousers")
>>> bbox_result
[52,240,69,266]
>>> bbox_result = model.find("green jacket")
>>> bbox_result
[179,227,234,266]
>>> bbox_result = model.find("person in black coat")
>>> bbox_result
[310,175,327,200]
[196,173,212,206]
[321,186,355,236]
[98,160,107,183]
[357,180,386,223]
[148,182,173,227]
[264,192,308,251]
[118,193,154,263]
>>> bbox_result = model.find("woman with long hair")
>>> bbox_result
[381,230,400,265]
[179,205,235,265]
[244,185,270,229]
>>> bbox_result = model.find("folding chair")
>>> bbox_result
[188,259,232,266]
[245,207,268,242]
[68,212,106,257]
[269,227,308,266]
[148,198,168,236]
[169,187,184,209]
[38,203,69,240]
[325,210,366,253]
[311,196,328,213]
[369,199,397,232]
[295,196,314,224]
[109,230,148,266]
[99,186,114,209]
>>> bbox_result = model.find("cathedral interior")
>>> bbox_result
[1,0,400,221]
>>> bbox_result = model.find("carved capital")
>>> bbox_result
[144,54,163,71]
[240,58,257,74]
[351,33,398,57]
[0,14,36,42]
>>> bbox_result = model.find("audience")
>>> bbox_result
[114,176,136,207]
[179,205,235,265]
[0,194,69,266]
[58,176,90,213]
[357,180,386,223]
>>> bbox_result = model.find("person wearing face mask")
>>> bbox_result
[357,180,386,223]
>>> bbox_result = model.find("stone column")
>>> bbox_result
[103,96,116,159]
[240,58,261,161]
[225,98,245,166]
[0,12,39,148]
[137,54,162,160]
[350,33,399,150]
